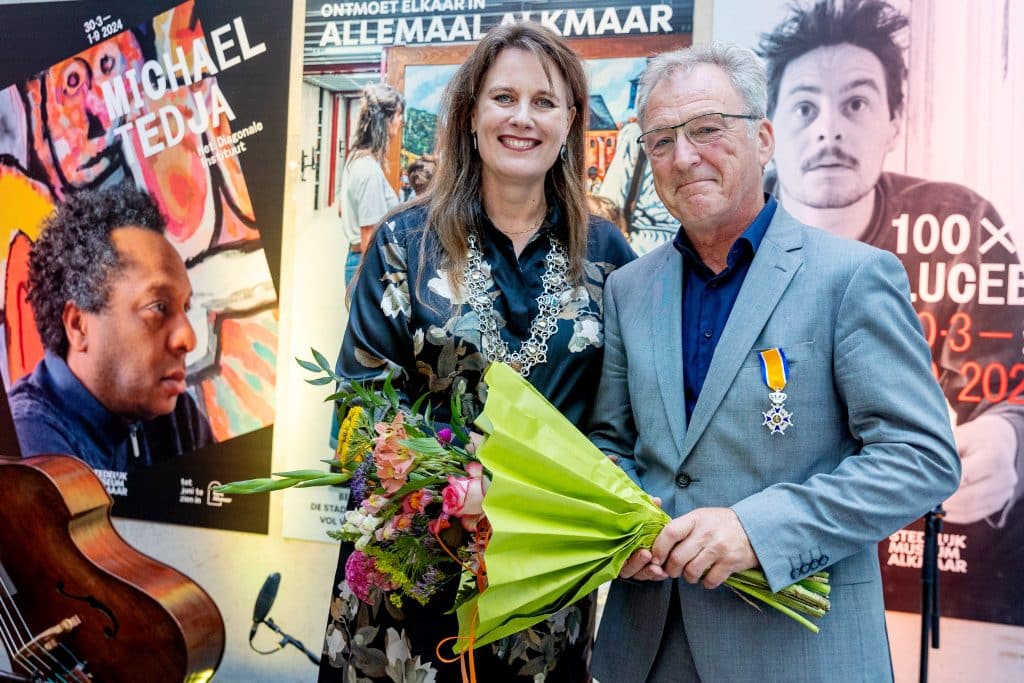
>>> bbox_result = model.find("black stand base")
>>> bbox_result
[919,505,944,683]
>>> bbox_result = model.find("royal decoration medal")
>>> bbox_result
[759,348,792,435]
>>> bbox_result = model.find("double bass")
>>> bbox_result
[0,454,225,682]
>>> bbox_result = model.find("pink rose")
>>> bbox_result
[442,461,489,531]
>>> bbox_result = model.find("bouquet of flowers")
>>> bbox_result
[219,353,832,654]
[219,352,490,610]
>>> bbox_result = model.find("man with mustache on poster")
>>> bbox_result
[8,185,213,473]
[760,0,1024,624]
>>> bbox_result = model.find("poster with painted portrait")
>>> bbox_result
[0,0,294,532]
[713,0,1024,628]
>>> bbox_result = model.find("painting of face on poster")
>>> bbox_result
[0,0,294,532]
[713,0,1024,627]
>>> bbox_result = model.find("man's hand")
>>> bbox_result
[618,547,668,581]
[945,415,1018,524]
[650,507,757,589]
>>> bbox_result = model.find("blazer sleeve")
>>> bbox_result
[732,249,962,591]
[587,270,642,486]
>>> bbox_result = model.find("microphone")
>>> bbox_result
[250,572,281,640]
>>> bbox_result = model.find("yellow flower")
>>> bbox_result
[336,406,365,466]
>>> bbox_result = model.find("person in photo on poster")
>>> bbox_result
[596,105,679,253]
[758,0,1024,623]
[586,42,959,682]
[8,185,213,473]
[319,22,635,682]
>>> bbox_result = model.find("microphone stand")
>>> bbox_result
[919,504,944,683]
[250,617,320,666]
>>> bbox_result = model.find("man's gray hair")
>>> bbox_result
[637,42,768,131]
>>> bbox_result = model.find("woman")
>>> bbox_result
[319,23,634,682]
[340,83,404,286]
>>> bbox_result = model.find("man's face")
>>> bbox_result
[38,32,145,187]
[643,65,774,235]
[771,44,899,209]
[72,227,196,420]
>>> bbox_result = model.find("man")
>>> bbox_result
[588,43,960,682]
[9,185,212,472]
[761,0,1023,527]
[760,0,1024,623]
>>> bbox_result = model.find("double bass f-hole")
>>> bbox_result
[55,582,118,639]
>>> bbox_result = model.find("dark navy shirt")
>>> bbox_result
[9,352,213,472]
[674,195,778,419]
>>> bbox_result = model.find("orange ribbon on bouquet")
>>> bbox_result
[432,520,492,683]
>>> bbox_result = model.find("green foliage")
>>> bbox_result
[402,108,438,157]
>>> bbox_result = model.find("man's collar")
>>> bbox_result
[42,351,134,433]
[672,194,778,265]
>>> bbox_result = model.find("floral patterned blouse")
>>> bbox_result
[319,203,635,683]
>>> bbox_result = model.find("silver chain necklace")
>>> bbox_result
[464,233,569,377]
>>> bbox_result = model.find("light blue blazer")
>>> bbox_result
[588,206,960,683]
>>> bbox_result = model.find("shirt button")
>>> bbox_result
[675,472,692,488]
[702,330,713,339]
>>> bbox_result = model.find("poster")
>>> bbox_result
[713,0,1024,626]
[0,0,294,532]
[281,0,694,542]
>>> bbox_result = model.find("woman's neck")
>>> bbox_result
[481,175,547,239]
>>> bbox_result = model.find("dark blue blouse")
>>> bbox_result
[337,203,635,427]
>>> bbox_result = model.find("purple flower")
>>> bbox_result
[409,565,442,602]
[436,427,453,445]
[349,459,372,506]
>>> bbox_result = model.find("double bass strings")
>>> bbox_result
[0,569,87,681]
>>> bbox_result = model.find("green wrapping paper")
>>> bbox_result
[455,362,670,650]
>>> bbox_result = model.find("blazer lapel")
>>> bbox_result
[680,211,805,460]
[650,247,688,455]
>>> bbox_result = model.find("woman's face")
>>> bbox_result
[471,48,576,190]
[388,107,404,140]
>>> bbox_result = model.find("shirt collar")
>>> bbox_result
[40,351,133,435]
[672,194,778,267]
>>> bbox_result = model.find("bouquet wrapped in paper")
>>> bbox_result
[219,354,831,657]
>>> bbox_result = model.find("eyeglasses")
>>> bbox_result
[637,112,760,158]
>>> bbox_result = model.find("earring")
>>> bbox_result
[559,143,568,161]
[472,132,478,150]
